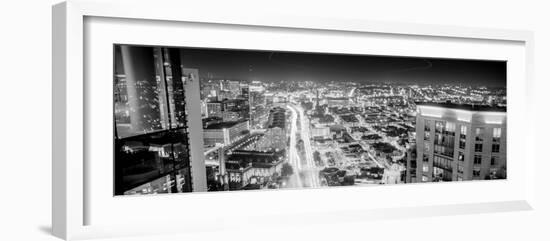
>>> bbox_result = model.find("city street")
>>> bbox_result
[287,104,303,188]
[293,104,321,188]
[287,104,321,188]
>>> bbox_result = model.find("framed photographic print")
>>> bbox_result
[52,0,535,240]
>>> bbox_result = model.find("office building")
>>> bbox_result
[200,79,221,100]
[249,90,267,129]
[221,98,250,122]
[412,102,506,183]
[206,101,223,118]
[203,119,250,146]
[113,46,206,195]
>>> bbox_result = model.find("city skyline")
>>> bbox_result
[113,45,506,195]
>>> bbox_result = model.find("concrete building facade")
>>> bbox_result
[411,103,507,183]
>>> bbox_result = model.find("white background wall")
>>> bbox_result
[0,0,548,240]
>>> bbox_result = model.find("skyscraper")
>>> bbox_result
[409,102,506,183]
[249,90,267,129]
[113,46,207,195]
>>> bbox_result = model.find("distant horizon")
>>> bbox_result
[176,47,506,88]
[200,78,507,89]
[114,45,507,88]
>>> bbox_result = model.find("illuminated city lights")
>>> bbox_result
[113,45,506,195]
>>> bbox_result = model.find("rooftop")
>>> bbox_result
[204,119,247,129]
[416,102,506,112]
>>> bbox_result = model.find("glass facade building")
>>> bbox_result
[114,46,195,195]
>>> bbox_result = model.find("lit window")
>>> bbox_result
[458,152,464,162]
[445,122,455,135]
[114,46,192,195]
[423,163,429,172]
[458,165,464,174]
[460,125,467,136]
[435,121,444,133]
[493,128,501,142]
[475,127,484,142]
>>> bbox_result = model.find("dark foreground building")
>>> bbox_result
[113,46,207,195]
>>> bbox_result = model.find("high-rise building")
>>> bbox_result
[240,83,249,100]
[205,97,250,122]
[206,101,223,118]
[315,89,320,109]
[250,104,267,130]
[410,102,507,183]
[249,90,267,129]
[200,79,222,101]
[226,80,241,97]
[404,144,418,183]
[113,46,206,195]
[221,98,250,122]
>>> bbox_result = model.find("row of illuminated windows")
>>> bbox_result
[123,169,191,195]
[422,165,486,179]
[114,46,192,195]
[424,136,501,153]
[433,156,453,171]
[475,127,502,142]
[425,120,502,138]
[114,46,189,139]
[421,167,498,180]
[424,121,503,144]
[422,157,453,172]
[421,153,501,172]
[434,144,454,158]
[434,121,456,136]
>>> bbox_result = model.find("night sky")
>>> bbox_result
[136,46,507,87]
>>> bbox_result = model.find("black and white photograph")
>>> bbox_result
[113,45,507,195]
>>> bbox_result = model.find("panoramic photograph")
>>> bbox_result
[113,45,507,195]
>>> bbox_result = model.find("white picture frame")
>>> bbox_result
[52,0,535,240]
